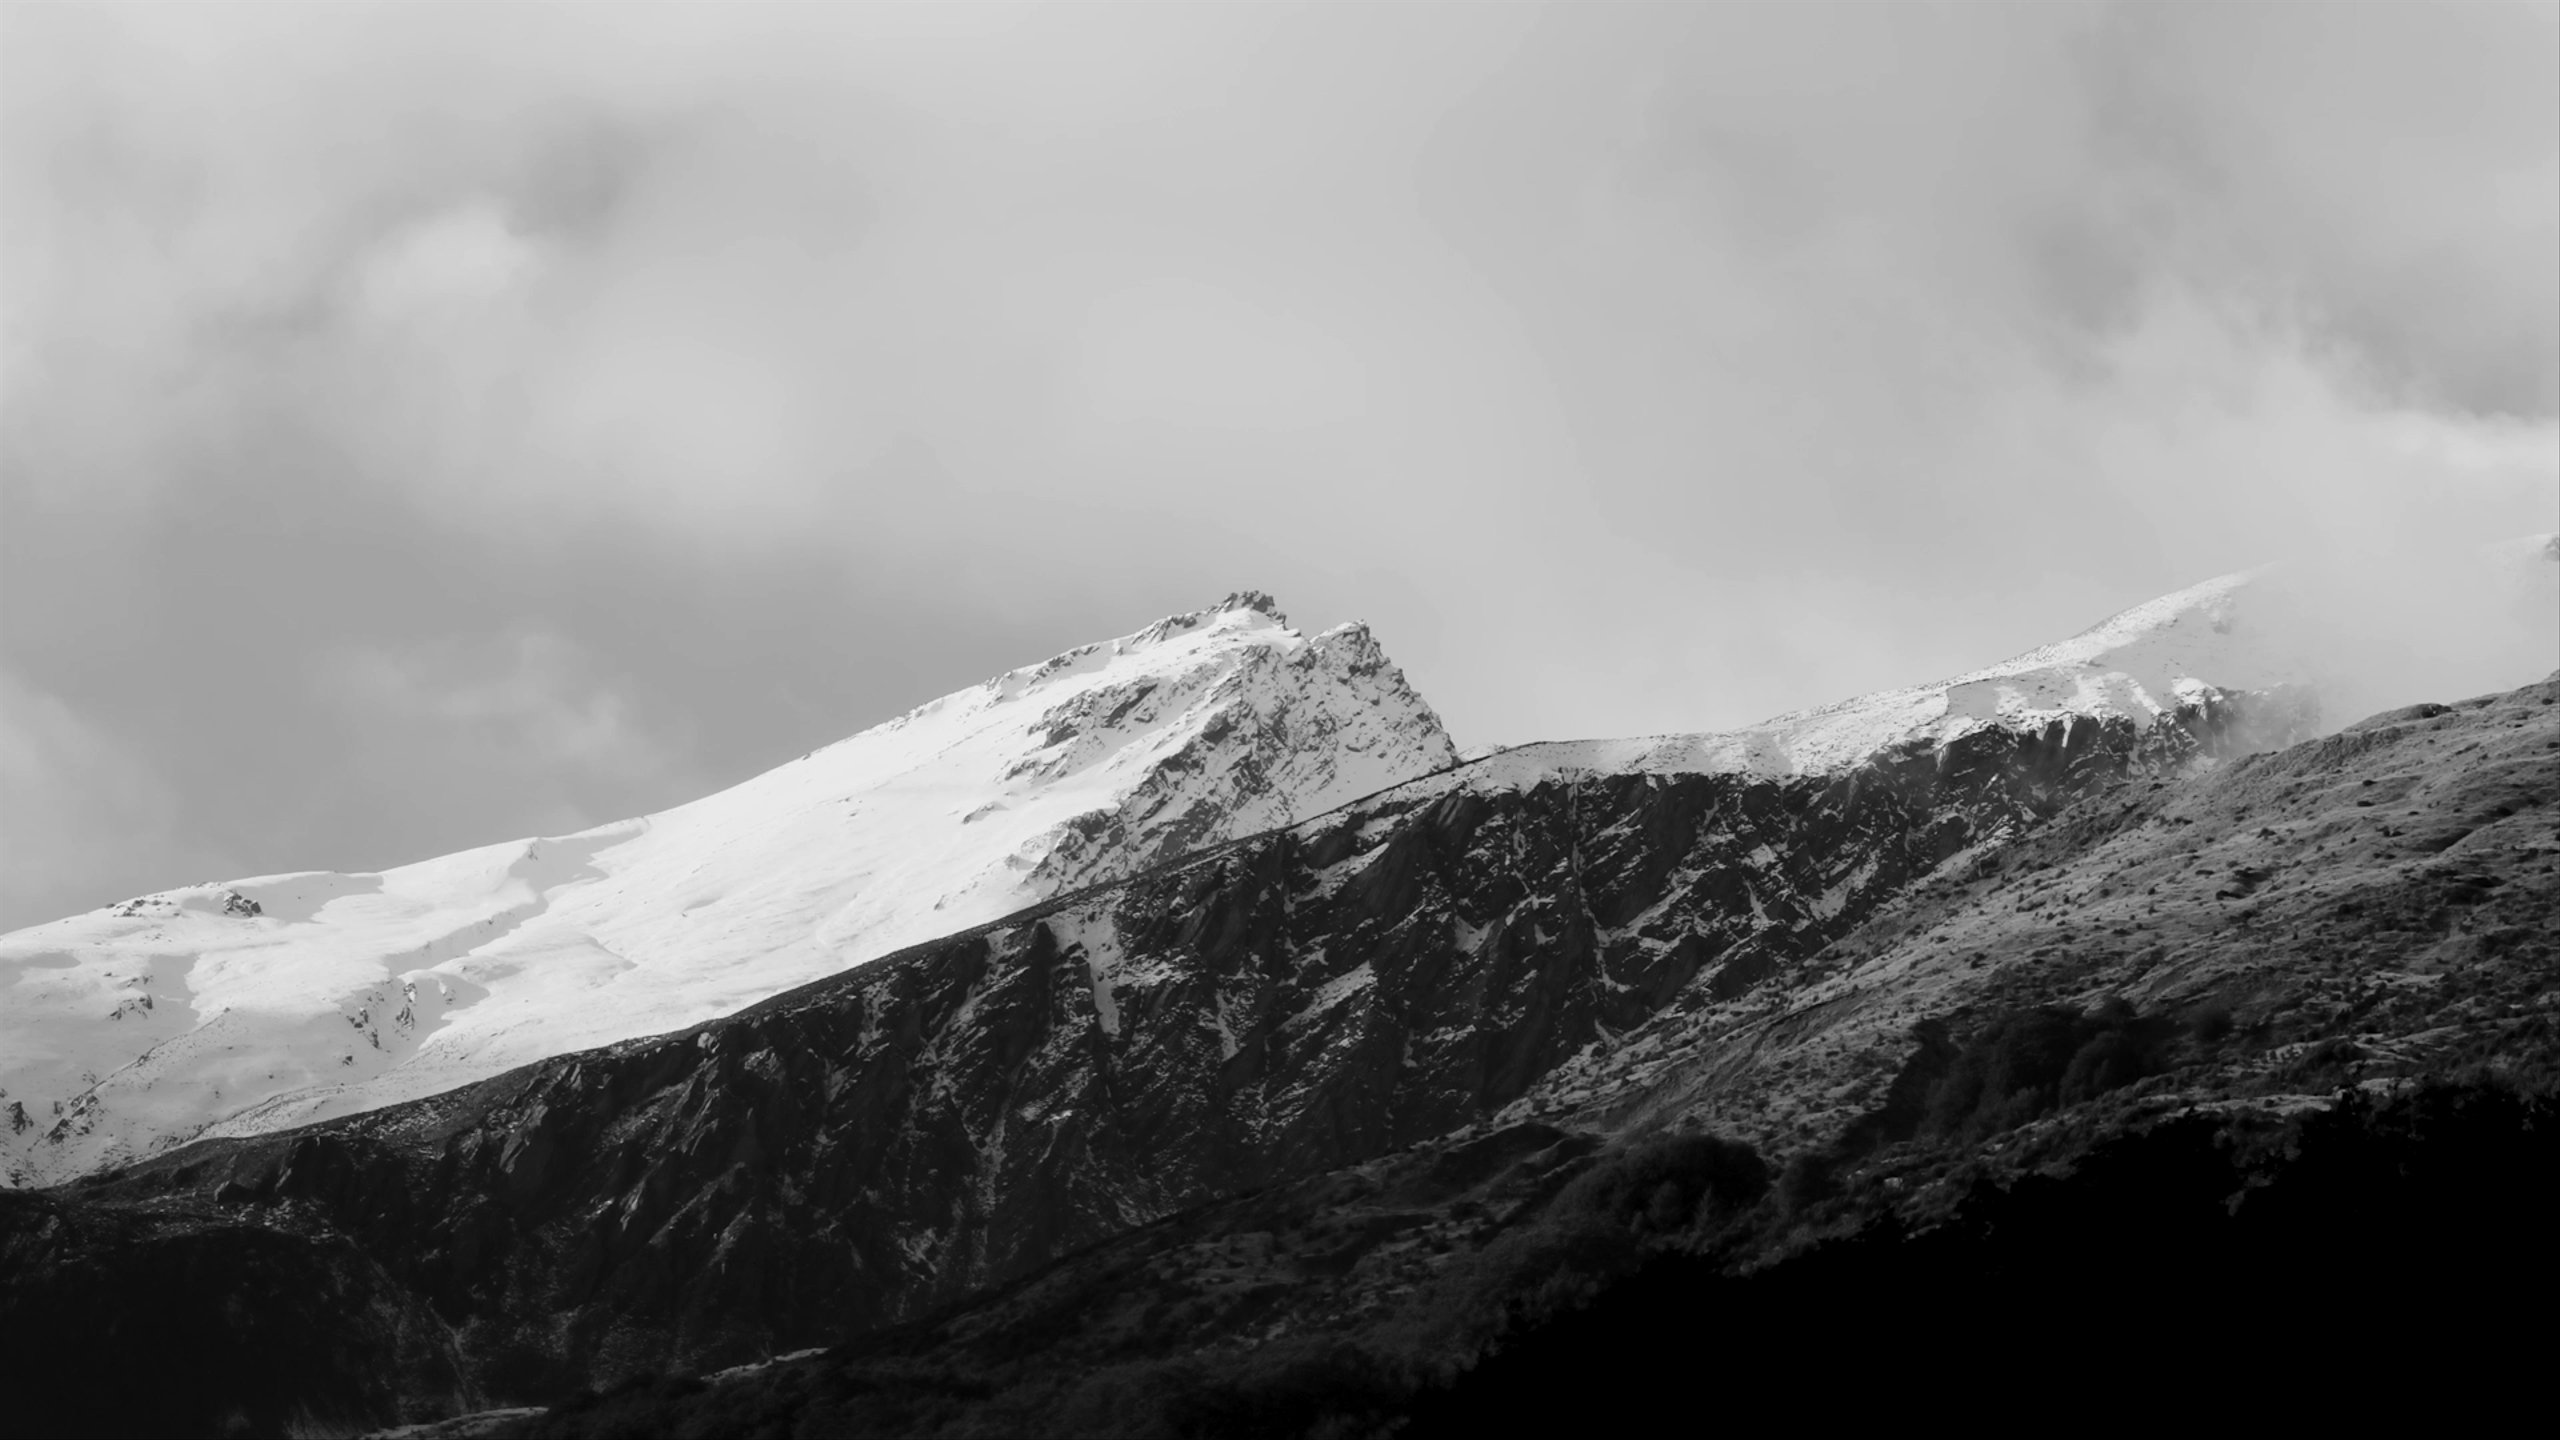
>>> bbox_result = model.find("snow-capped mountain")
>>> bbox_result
[17,562,2358,1395]
[11,542,2548,1194]
[0,593,1457,1186]
[1474,534,2554,784]
[18,548,2557,1432]
[1455,565,2312,787]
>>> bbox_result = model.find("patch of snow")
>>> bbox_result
[1810,857,1880,922]
[1210,1003,1240,1061]
[1045,909,1125,1038]
[1284,962,1375,1031]
[704,1349,829,1386]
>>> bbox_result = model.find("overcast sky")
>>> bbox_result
[4,1,2555,928]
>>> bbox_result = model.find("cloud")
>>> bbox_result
[315,630,694,841]
[0,1,2550,923]
[8,3,2546,562]
[0,669,234,927]
[1375,0,2557,738]
[352,203,543,322]
[2079,0,2559,419]
[2246,532,2560,728]
[1585,1,2557,420]
[1071,278,1370,433]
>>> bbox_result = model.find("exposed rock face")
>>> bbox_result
[1545,670,2560,1155]
[68,684,2308,1407]
[1014,598,1455,896]
[2,592,1458,1188]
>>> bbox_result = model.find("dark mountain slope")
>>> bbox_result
[1405,1080,2559,1435]
[9,694,2292,1429]
[491,1079,2560,1440]
[0,1188,477,1439]
[1526,671,2560,1154]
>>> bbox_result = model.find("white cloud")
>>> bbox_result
[317,631,682,809]
[0,669,232,926]
[1070,278,1371,432]
[1,0,2551,917]
[353,203,542,322]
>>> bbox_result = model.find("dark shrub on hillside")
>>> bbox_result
[1146,1338,1410,1440]
[1777,1150,1840,1213]
[1407,1079,2560,1436]
[1410,1206,1635,1353]
[1396,1131,1769,1360]
[1922,997,2175,1142]
[1553,1132,1770,1237]
[2286,1036,2364,1084]
[496,1080,2556,1439]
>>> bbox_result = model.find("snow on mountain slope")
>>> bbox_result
[1424,534,2551,843]
[1484,548,2457,789]
[0,593,1457,1186]
[1465,564,2327,789]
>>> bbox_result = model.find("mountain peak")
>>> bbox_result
[1216,589,1286,622]
[1117,590,1291,652]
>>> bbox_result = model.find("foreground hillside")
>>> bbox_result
[490,1079,2560,1437]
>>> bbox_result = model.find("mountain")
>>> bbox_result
[0,592,1458,1187]
[0,572,2332,1401]
[1587,567,2300,778]
[5,558,2552,1437]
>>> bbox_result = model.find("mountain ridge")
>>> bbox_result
[22,542,2548,1190]
[12,662,2314,1403]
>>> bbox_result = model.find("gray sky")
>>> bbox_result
[4,0,2556,929]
